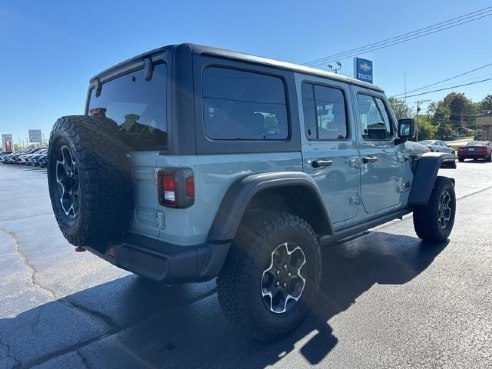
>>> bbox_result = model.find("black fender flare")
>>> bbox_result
[408,152,456,206]
[207,171,334,242]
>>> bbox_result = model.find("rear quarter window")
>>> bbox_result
[202,67,288,140]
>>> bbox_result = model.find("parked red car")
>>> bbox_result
[457,141,492,162]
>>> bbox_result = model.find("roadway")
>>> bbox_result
[0,161,491,368]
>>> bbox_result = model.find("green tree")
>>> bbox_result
[428,101,451,139]
[436,122,453,139]
[442,92,476,127]
[428,101,449,129]
[416,116,437,140]
[428,92,480,136]
[481,94,492,112]
[388,97,411,119]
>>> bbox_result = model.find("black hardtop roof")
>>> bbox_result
[90,43,384,93]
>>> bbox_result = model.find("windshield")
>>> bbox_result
[88,63,167,151]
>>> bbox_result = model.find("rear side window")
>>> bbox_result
[357,94,393,141]
[302,82,348,140]
[202,67,288,140]
[88,63,167,151]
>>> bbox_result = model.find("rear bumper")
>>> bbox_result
[458,153,488,159]
[87,234,230,283]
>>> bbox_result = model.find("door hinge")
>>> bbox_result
[398,181,411,193]
[349,194,361,205]
[349,158,361,169]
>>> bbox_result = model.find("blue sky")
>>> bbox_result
[1,0,491,145]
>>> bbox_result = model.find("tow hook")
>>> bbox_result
[75,246,86,252]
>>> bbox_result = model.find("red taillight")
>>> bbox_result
[162,173,177,206]
[158,169,194,208]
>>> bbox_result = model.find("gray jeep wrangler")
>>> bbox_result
[47,43,456,341]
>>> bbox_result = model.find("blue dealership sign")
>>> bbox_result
[354,58,373,84]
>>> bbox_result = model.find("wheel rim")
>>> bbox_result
[261,242,306,314]
[55,145,80,219]
[438,190,452,229]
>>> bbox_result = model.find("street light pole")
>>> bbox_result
[327,62,342,74]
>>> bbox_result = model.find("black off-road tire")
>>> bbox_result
[216,212,321,341]
[458,158,464,162]
[47,115,133,249]
[413,176,456,243]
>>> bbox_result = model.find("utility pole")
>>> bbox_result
[415,99,430,141]
[404,72,407,105]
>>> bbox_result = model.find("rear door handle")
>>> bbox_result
[311,159,333,168]
[362,156,378,164]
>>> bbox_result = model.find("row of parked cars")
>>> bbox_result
[0,148,48,167]
[418,139,492,162]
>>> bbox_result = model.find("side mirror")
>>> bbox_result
[395,118,415,145]
[395,118,415,144]
[398,118,415,138]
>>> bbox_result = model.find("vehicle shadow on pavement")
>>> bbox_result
[0,231,447,369]
[298,231,448,365]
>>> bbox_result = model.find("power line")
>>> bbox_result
[327,11,491,62]
[403,77,492,98]
[308,14,492,66]
[304,6,492,66]
[305,7,492,65]
[393,62,492,97]
[416,73,492,92]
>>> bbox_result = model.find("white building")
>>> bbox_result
[476,116,492,140]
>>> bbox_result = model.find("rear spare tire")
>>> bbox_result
[47,115,132,248]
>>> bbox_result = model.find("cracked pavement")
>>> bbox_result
[0,163,492,368]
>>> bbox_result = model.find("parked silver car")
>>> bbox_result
[418,140,455,156]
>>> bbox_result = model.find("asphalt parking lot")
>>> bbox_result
[1,162,491,369]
